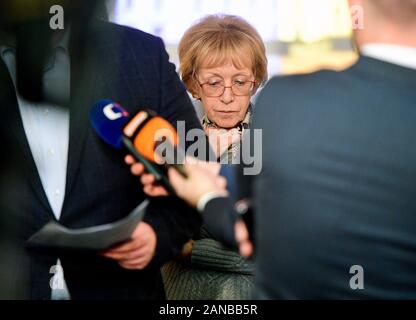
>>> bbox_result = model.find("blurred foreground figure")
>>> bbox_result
[0,0,205,299]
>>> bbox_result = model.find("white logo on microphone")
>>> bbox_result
[103,104,123,120]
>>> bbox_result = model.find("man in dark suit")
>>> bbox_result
[163,0,416,299]
[0,17,205,299]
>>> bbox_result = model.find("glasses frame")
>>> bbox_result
[197,78,257,97]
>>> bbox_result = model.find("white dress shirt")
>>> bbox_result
[0,32,71,299]
[361,43,416,70]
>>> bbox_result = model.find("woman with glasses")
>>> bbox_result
[179,14,267,163]
[161,14,268,299]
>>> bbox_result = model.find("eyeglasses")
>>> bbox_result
[198,79,256,97]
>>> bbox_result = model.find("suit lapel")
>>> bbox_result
[0,59,53,214]
[63,42,101,206]
[62,24,116,213]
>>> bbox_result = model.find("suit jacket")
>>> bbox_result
[0,21,204,299]
[204,56,416,299]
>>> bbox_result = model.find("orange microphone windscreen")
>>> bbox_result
[133,116,178,162]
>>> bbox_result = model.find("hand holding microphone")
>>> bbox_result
[125,155,169,197]
[90,99,187,195]
[89,99,253,257]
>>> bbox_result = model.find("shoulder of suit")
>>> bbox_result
[265,68,350,89]
[93,21,164,49]
[253,67,357,123]
[258,68,356,102]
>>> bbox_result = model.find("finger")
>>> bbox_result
[141,173,156,185]
[103,223,153,258]
[102,244,147,260]
[239,240,253,258]
[102,244,145,259]
[143,184,168,196]
[131,222,145,237]
[119,254,152,268]
[103,250,137,261]
[143,185,157,196]
[109,246,149,262]
[119,258,149,270]
[235,220,249,243]
[104,237,147,255]
[125,154,135,165]
[131,163,145,176]
[234,220,253,257]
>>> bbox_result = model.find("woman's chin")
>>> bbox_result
[214,119,239,129]
[208,114,239,129]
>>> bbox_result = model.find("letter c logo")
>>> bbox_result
[103,103,123,120]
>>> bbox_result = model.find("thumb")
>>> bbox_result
[132,222,144,237]
[235,220,249,243]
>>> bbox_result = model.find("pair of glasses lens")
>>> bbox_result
[200,81,255,97]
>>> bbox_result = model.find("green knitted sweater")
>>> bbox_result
[161,227,254,300]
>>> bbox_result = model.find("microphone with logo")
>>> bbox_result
[89,99,187,195]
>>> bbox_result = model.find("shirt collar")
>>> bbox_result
[55,25,71,52]
[360,44,416,70]
[0,27,70,71]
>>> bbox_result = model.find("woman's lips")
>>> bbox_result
[214,110,238,115]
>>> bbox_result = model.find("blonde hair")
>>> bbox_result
[178,14,268,96]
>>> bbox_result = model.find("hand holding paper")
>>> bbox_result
[101,221,157,270]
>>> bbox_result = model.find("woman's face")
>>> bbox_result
[195,63,255,129]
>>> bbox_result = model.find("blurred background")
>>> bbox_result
[105,0,359,77]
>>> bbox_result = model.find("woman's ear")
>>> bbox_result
[189,83,201,100]
[251,82,261,96]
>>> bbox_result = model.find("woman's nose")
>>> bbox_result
[220,86,234,104]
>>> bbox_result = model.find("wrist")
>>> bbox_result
[196,190,229,212]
